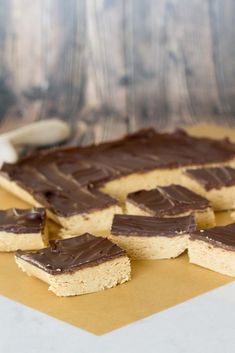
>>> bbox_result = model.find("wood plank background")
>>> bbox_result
[0,0,235,143]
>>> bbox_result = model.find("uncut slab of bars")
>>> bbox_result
[1,129,235,234]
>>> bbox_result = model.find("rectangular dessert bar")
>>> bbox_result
[1,129,235,233]
[188,223,235,277]
[0,163,122,236]
[182,166,235,211]
[15,233,131,296]
[109,214,196,259]
[126,184,215,229]
[0,208,47,252]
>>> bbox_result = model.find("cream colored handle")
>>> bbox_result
[0,140,18,164]
[1,119,70,146]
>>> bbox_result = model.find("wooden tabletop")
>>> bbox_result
[0,0,235,143]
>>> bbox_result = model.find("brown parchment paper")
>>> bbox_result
[0,123,234,335]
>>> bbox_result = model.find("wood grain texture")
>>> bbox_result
[0,0,235,143]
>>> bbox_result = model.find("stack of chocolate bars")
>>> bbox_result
[1,128,235,296]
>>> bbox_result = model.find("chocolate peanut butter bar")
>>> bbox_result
[1,129,235,234]
[0,164,122,236]
[183,166,235,211]
[0,208,47,252]
[126,185,215,229]
[188,223,235,277]
[109,214,196,259]
[15,233,131,296]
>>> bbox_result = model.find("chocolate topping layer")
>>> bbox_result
[2,128,235,217]
[111,214,196,237]
[190,223,235,251]
[127,184,209,216]
[16,233,126,274]
[0,208,45,234]
[185,166,235,191]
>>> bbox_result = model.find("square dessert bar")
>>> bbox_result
[126,184,215,229]
[188,223,235,277]
[182,166,235,211]
[15,233,131,296]
[0,208,47,252]
[109,214,196,260]
[1,129,235,234]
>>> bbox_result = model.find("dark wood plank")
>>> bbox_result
[0,0,235,142]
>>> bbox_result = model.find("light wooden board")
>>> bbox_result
[0,0,235,142]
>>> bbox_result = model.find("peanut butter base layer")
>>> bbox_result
[0,231,47,252]
[108,234,189,260]
[188,240,235,277]
[57,204,122,237]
